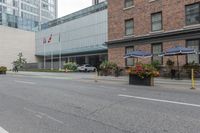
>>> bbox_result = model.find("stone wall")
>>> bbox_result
[0,25,37,69]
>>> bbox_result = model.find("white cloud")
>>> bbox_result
[58,0,92,17]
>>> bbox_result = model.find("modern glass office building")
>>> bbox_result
[36,1,108,69]
[92,0,106,5]
[0,0,57,31]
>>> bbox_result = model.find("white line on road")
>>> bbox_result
[24,108,64,124]
[118,94,200,108]
[14,80,36,85]
[0,127,9,133]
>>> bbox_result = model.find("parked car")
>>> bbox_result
[77,64,96,72]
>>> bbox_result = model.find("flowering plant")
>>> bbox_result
[128,63,160,78]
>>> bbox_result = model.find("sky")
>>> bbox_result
[58,0,92,17]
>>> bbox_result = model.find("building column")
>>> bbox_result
[19,0,22,17]
[85,56,89,64]
[43,57,46,69]
[51,52,53,70]
[67,57,70,62]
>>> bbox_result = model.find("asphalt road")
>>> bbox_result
[0,74,200,133]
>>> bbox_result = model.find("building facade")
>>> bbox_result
[107,0,200,68]
[35,2,108,69]
[0,25,37,69]
[92,0,106,5]
[0,0,57,31]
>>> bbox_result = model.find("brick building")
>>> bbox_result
[107,0,200,68]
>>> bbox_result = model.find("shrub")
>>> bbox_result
[99,61,118,76]
[100,61,117,71]
[12,52,27,69]
[151,60,161,70]
[64,62,78,71]
[0,66,7,74]
[166,59,174,67]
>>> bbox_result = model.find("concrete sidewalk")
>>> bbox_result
[6,71,200,89]
[95,76,200,86]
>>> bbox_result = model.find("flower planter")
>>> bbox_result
[129,74,154,86]
[0,66,7,75]
[0,71,6,75]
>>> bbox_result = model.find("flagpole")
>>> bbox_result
[51,51,53,70]
[44,42,46,69]
[59,33,62,71]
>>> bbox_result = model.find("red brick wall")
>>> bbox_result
[108,0,200,41]
[108,47,125,67]
[108,40,187,67]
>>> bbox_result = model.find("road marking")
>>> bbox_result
[35,114,43,119]
[14,80,36,85]
[118,94,200,108]
[24,108,64,124]
[0,127,9,133]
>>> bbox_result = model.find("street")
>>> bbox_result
[0,73,200,133]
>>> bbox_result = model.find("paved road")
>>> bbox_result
[0,74,200,133]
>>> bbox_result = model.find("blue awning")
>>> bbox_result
[160,46,197,56]
[124,50,152,58]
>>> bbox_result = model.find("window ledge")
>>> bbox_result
[149,0,158,3]
[123,6,135,11]
[149,30,164,34]
[183,24,200,29]
[124,35,135,38]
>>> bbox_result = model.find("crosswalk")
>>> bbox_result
[0,127,9,133]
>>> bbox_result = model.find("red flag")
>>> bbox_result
[48,34,52,43]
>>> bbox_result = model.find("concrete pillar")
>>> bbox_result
[85,56,89,64]
[51,52,53,70]
[67,57,70,62]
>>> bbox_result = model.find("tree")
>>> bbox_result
[13,52,27,69]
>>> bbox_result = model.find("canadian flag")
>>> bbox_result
[48,34,53,43]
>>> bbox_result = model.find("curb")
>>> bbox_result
[7,72,200,86]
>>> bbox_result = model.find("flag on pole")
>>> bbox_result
[59,33,61,43]
[48,34,53,43]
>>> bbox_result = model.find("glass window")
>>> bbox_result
[125,19,134,36]
[151,12,162,32]
[125,46,134,66]
[186,3,200,25]
[187,40,200,63]
[152,43,162,64]
[124,0,133,8]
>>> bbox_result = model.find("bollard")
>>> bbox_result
[94,69,98,82]
[191,69,195,90]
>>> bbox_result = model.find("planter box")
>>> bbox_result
[0,71,6,75]
[129,74,154,86]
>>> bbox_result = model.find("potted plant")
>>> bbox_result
[0,66,7,74]
[128,63,159,86]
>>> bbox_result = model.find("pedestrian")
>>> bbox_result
[171,68,176,79]
[14,65,18,72]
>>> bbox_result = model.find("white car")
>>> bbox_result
[77,64,96,72]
